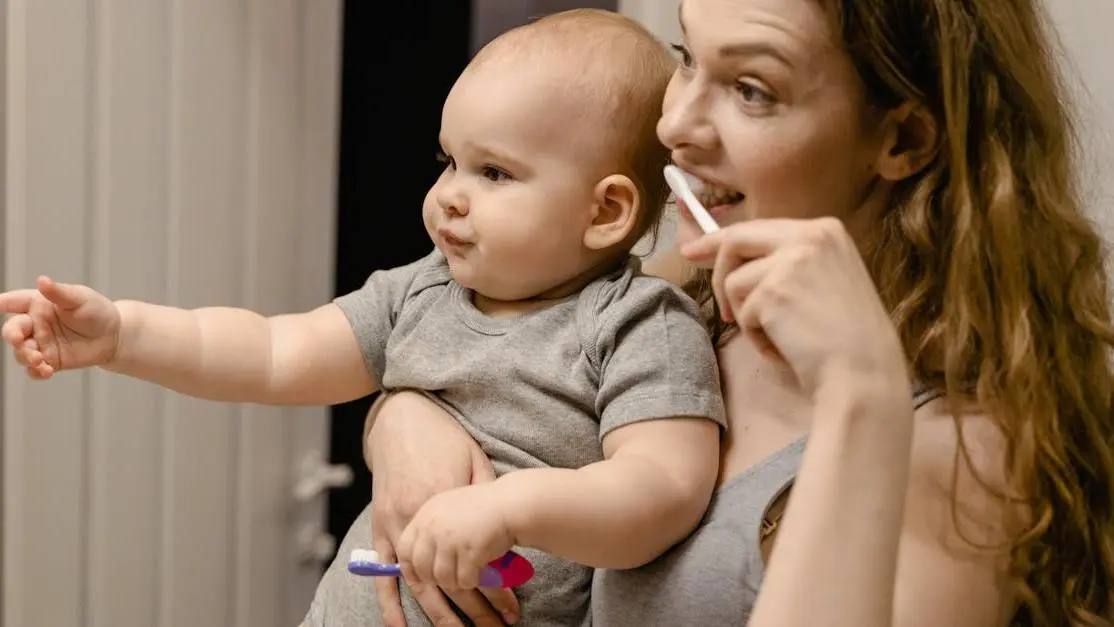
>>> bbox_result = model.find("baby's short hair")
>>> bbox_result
[472,9,677,247]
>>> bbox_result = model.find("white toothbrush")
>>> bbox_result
[664,165,720,234]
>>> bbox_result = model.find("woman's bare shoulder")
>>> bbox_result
[890,396,1022,627]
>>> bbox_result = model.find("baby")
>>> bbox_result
[0,9,724,627]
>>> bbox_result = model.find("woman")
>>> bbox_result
[319,0,1114,625]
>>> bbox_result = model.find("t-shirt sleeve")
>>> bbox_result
[592,277,726,439]
[332,249,441,387]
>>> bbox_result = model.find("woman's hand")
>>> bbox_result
[680,217,909,396]
[366,392,521,626]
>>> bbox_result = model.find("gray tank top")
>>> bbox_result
[591,385,943,626]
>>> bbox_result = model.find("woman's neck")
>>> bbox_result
[718,335,815,433]
[712,335,815,484]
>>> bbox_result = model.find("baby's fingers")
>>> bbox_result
[2,316,56,379]
[17,338,50,371]
[18,339,53,378]
[26,363,54,380]
[0,289,37,315]
[2,314,34,346]
[37,276,91,311]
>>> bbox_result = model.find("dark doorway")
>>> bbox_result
[327,0,473,549]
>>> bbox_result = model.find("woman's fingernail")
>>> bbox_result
[502,610,519,624]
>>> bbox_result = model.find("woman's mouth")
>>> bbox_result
[686,176,745,212]
[694,187,744,212]
[674,182,744,226]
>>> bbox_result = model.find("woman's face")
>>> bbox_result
[660,0,891,254]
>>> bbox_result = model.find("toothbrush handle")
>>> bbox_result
[348,550,535,588]
[347,561,402,577]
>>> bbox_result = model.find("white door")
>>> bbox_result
[1,1,346,626]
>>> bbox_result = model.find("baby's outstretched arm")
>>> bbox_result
[498,416,720,568]
[111,299,373,404]
[0,276,373,405]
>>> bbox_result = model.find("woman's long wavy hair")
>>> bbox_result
[686,1,1114,624]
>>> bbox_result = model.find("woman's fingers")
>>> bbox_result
[478,587,520,624]
[711,253,777,325]
[408,581,467,627]
[449,589,515,627]
[680,219,800,262]
[470,445,497,484]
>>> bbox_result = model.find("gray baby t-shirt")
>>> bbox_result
[311,249,724,627]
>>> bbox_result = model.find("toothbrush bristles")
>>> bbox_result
[349,548,381,563]
[663,165,720,234]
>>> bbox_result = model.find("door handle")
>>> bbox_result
[292,450,354,502]
[295,523,339,564]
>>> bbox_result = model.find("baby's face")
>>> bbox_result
[424,65,609,302]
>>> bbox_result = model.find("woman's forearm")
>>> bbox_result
[363,393,392,471]
[749,373,915,627]
[364,391,478,472]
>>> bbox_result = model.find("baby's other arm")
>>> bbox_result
[495,278,725,568]
[494,416,719,569]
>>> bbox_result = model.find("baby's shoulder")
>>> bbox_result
[586,257,701,320]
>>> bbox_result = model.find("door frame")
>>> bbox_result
[1,0,9,613]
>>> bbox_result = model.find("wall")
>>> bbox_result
[617,0,679,48]
[1048,0,1114,233]
[1,1,341,626]
[0,0,6,611]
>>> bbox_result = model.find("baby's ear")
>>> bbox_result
[584,174,639,251]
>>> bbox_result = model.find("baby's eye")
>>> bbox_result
[435,150,455,169]
[481,165,512,182]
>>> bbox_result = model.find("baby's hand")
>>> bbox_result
[0,276,121,379]
[396,483,516,592]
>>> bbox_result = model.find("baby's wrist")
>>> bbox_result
[490,475,536,548]
[106,300,140,370]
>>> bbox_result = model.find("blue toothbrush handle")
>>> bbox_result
[347,561,402,577]
[348,559,505,587]
[347,548,533,587]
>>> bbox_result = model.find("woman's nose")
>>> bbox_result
[657,80,718,154]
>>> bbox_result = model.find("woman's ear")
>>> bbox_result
[584,174,639,251]
[874,101,940,181]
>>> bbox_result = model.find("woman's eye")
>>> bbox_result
[481,166,512,182]
[736,82,776,106]
[670,43,693,69]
